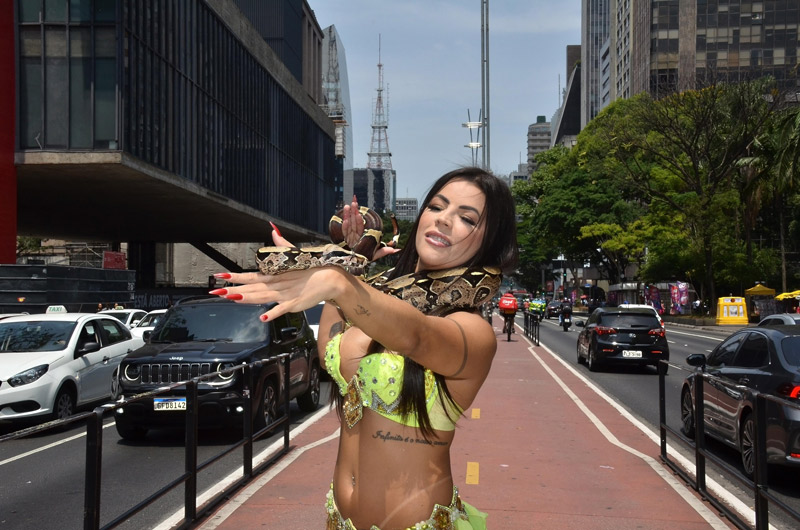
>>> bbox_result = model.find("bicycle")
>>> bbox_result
[502,312,515,341]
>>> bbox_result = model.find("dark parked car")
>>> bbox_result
[758,313,800,327]
[113,297,320,440]
[679,326,800,475]
[575,307,669,372]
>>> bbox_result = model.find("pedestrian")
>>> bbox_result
[211,167,518,529]
[96,303,103,312]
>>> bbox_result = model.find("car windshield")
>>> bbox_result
[137,312,163,327]
[781,336,800,367]
[151,304,268,343]
[599,313,660,328]
[102,311,132,322]
[0,321,77,352]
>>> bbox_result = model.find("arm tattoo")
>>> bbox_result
[446,318,469,378]
[328,320,344,339]
[354,304,371,317]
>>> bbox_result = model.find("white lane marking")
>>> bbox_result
[663,328,726,341]
[524,334,751,529]
[0,421,115,467]
[154,405,336,530]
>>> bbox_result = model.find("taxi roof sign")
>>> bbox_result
[46,305,68,313]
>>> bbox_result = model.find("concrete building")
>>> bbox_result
[620,0,800,100]
[527,116,552,174]
[5,1,339,293]
[352,168,394,214]
[394,197,418,222]
[321,24,354,209]
[509,163,529,185]
[581,0,610,127]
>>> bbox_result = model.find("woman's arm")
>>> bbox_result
[215,266,496,379]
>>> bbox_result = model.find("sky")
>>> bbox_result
[310,0,582,204]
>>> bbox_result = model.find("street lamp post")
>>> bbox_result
[462,109,483,167]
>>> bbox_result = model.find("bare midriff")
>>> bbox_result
[331,410,456,530]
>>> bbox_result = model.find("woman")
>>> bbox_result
[212,167,518,529]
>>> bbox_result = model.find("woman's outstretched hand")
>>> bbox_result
[209,267,343,322]
[342,196,400,261]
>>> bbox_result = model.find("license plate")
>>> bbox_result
[153,397,186,411]
[622,350,642,358]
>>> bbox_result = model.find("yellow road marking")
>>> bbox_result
[471,408,480,419]
[466,462,479,484]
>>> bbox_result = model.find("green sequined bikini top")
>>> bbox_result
[324,333,461,431]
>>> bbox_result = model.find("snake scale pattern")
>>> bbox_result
[255,206,501,314]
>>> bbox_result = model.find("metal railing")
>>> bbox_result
[657,361,800,530]
[0,354,293,530]
[523,310,540,345]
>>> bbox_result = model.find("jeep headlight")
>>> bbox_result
[8,364,49,387]
[123,364,141,381]
[215,363,236,380]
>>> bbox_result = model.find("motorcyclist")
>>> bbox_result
[558,298,573,326]
[498,291,518,334]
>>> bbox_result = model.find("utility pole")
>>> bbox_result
[481,0,490,170]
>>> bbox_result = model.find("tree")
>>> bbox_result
[600,79,781,310]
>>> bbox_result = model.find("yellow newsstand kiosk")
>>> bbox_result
[716,297,749,325]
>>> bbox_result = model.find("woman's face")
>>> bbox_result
[415,179,487,272]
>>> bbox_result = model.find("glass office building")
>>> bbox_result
[15,0,338,239]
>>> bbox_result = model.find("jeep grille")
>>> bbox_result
[140,363,213,384]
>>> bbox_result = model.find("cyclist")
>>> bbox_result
[498,291,518,335]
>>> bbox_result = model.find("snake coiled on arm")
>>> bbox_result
[255,206,501,314]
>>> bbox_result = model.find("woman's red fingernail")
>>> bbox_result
[209,288,227,295]
[269,222,282,237]
[259,314,269,322]
[214,273,232,279]
[225,294,244,301]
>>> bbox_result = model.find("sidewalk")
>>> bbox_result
[194,324,734,530]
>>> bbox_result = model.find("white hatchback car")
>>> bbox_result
[98,309,148,329]
[617,303,663,324]
[130,309,168,339]
[0,313,144,424]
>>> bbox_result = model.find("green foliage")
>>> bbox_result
[511,77,800,304]
[16,237,43,257]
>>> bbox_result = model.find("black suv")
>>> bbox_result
[576,307,669,372]
[113,297,320,440]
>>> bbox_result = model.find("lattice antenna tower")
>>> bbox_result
[367,35,392,170]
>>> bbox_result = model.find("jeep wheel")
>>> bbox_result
[255,379,278,432]
[115,416,147,441]
[297,362,321,412]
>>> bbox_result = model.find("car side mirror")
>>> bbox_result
[576,321,585,327]
[143,330,152,342]
[686,353,707,368]
[77,342,101,356]
[279,326,298,341]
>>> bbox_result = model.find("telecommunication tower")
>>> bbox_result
[367,37,392,170]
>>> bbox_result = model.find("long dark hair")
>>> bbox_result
[392,167,518,438]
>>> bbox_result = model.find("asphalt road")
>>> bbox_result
[2,314,799,529]
[530,312,800,529]
[0,393,333,530]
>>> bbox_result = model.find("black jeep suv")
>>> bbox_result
[113,297,320,440]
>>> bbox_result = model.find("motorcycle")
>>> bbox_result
[561,314,572,332]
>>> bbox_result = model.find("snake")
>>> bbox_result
[255,206,501,315]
